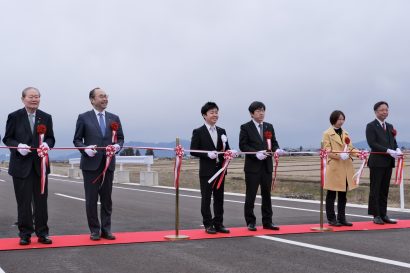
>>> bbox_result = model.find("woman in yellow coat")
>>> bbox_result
[322,110,360,226]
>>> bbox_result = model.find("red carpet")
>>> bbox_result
[1,220,409,251]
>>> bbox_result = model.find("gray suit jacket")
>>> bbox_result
[73,110,124,171]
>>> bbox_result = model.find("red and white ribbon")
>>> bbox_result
[37,134,49,194]
[174,145,184,189]
[353,150,368,185]
[394,156,405,185]
[320,149,328,188]
[271,151,279,190]
[112,130,117,143]
[208,150,235,189]
[221,134,227,151]
[92,145,116,185]
[267,139,272,151]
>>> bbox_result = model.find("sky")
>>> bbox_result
[0,0,409,150]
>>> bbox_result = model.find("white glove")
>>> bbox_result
[40,142,49,149]
[275,148,286,156]
[387,149,398,159]
[85,145,97,157]
[207,151,218,159]
[17,143,31,156]
[113,144,121,153]
[256,150,267,160]
[229,149,238,157]
[339,152,349,160]
[396,148,403,156]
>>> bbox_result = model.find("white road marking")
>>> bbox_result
[54,193,100,205]
[0,179,6,183]
[0,266,6,273]
[257,236,410,269]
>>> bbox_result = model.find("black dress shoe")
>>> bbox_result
[101,232,116,240]
[19,237,31,245]
[215,226,230,233]
[328,220,342,227]
[90,233,101,241]
[205,226,217,234]
[263,224,280,230]
[382,216,397,224]
[247,224,257,231]
[373,216,385,225]
[338,220,353,227]
[38,236,52,244]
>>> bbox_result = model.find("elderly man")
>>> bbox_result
[73,88,124,240]
[3,87,55,245]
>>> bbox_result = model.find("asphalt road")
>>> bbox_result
[0,169,409,273]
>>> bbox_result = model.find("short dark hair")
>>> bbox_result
[201,102,219,115]
[373,101,389,111]
[89,87,101,99]
[329,110,345,125]
[22,87,40,98]
[248,101,266,113]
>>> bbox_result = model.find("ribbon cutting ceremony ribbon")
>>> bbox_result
[319,149,328,188]
[271,151,279,191]
[92,145,116,185]
[208,150,235,189]
[353,150,369,185]
[174,145,184,189]
[394,156,405,185]
[36,125,48,194]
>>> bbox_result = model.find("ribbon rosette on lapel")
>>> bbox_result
[392,128,397,138]
[111,122,119,143]
[36,124,48,194]
[344,136,350,145]
[264,131,273,151]
[221,134,227,151]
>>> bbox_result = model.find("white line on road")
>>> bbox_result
[257,236,410,269]
[0,266,6,273]
[0,179,6,183]
[55,193,100,205]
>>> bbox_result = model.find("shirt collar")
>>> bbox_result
[376,118,385,126]
[252,119,263,129]
[205,122,216,131]
[26,110,36,116]
[93,108,106,116]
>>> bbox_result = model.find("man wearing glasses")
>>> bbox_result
[73,88,124,240]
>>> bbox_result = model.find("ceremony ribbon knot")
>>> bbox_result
[92,145,116,185]
[319,149,328,188]
[37,145,49,194]
[208,150,235,189]
[353,150,368,185]
[174,145,184,189]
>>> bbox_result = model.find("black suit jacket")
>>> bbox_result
[190,125,230,177]
[366,119,398,168]
[73,110,124,171]
[3,108,55,178]
[239,120,279,173]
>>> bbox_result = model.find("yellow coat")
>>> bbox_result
[322,127,359,192]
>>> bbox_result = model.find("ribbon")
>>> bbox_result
[174,145,184,189]
[92,145,116,185]
[37,134,49,194]
[394,155,405,185]
[271,151,279,191]
[112,130,117,143]
[353,150,368,185]
[208,150,234,189]
[319,149,328,188]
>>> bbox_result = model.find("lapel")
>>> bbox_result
[105,112,112,137]
[89,110,103,137]
[329,128,343,146]
[202,125,216,150]
[374,119,389,140]
[20,108,33,137]
[249,120,264,144]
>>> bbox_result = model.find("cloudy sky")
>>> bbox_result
[1,0,409,150]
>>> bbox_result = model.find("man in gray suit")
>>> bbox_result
[73,88,124,240]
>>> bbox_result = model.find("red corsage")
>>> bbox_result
[37,124,47,134]
[264,131,272,139]
[111,122,119,131]
[344,136,351,145]
[392,128,397,138]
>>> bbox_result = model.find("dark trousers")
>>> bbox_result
[326,190,347,222]
[368,167,393,217]
[82,161,114,234]
[244,171,273,226]
[199,176,225,228]
[13,171,49,238]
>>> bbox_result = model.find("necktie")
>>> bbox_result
[29,114,35,133]
[98,113,106,136]
[258,124,263,139]
[210,127,217,147]
[382,123,386,131]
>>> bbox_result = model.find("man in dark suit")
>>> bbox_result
[3,87,55,245]
[190,102,234,234]
[366,101,401,225]
[239,101,284,231]
[73,87,124,240]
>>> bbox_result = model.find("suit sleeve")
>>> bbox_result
[190,128,207,158]
[73,114,87,156]
[2,113,19,148]
[115,116,125,147]
[322,131,339,160]
[44,114,55,148]
[224,130,231,151]
[270,126,279,151]
[366,123,388,152]
[239,124,258,159]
